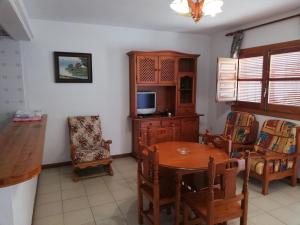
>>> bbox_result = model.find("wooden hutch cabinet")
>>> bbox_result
[128,50,201,157]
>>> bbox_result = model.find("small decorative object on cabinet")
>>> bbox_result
[127,50,202,157]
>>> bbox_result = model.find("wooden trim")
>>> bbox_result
[231,105,300,120]
[42,153,134,169]
[240,39,300,55]
[235,39,300,119]
[226,14,300,36]
[127,50,200,57]
[112,153,133,159]
[42,161,72,169]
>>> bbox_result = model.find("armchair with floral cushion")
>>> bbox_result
[200,111,259,156]
[249,120,300,195]
[68,115,113,181]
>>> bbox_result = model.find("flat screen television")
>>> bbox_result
[137,92,156,115]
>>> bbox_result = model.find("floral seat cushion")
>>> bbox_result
[223,111,256,144]
[68,115,102,149]
[73,147,110,163]
[68,115,110,164]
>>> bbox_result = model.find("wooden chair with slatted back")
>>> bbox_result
[137,140,176,225]
[183,152,250,225]
[203,131,233,157]
[144,124,176,146]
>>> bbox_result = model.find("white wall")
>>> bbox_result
[208,12,300,134]
[21,19,211,164]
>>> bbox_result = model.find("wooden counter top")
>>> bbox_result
[0,115,47,188]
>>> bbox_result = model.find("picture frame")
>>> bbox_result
[54,51,92,83]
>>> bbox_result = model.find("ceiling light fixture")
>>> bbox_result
[170,0,224,22]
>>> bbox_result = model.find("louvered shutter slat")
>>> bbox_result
[268,51,300,107]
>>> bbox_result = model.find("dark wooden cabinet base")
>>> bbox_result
[132,115,200,157]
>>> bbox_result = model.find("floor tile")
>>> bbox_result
[33,214,64,225]
[249,213,285,225]
[84,183,110,196]
[251,196,282,211]
[35,157,300,225]
[111,187,135,201]
[92,202,124,223]
[104,179,131,192]
[95,218,127,225]
[38,173,60,186]
[61,180,84,191]
[34,201,63,219]
[248,203,264,218]
[38,183,60,195]
[63,196,90,212]
[287,201,300,214]
[269,207,300,225]
[268,191,299,205]
[64,208,95,225]
[62,186,86,200]
[36,191,62,205]
[87,192,115,207]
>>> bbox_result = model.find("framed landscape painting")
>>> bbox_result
[54,52,92,83]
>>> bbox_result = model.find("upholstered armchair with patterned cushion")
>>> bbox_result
[250,120,300,195]
[201,111,259,155]
[68,115,113,181]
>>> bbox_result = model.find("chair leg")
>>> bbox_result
[108,163,114,176]
[183,202,189,225]
[138,189,143,224]
[262,179,269,195]
[153,202,160,225]
[291,174,297,186]
[72,170,80,182]
[240,216,247,225]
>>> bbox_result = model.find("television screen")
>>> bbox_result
[137,92,155,109]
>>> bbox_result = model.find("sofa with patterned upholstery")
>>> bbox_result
[68,115,113,181]
[201,111,259,156]
[250,120,300,195]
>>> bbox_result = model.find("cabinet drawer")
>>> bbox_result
[141,120,161,128]
[161,120,180,127]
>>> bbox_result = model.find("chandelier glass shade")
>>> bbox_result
[170,0,224,22]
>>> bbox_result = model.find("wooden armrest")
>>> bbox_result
[102,139,112,144]
[232,143,254,152]
[101,139,112,151]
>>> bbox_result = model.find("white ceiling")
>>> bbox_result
[22,0,300,34]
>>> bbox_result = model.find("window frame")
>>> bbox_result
[232,39,300,120]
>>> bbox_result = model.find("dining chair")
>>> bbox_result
[142,124,176,146]
[137,140,176,225]
[182,152,250,225]
[202,132,233,157]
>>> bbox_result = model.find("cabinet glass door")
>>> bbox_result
[179,75,193,104]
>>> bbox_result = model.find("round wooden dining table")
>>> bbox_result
[156,141,229,170]
[153,141,229,225]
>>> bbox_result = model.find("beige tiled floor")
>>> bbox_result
[33,157,300,225]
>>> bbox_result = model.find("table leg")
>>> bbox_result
[175,172,182,225]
